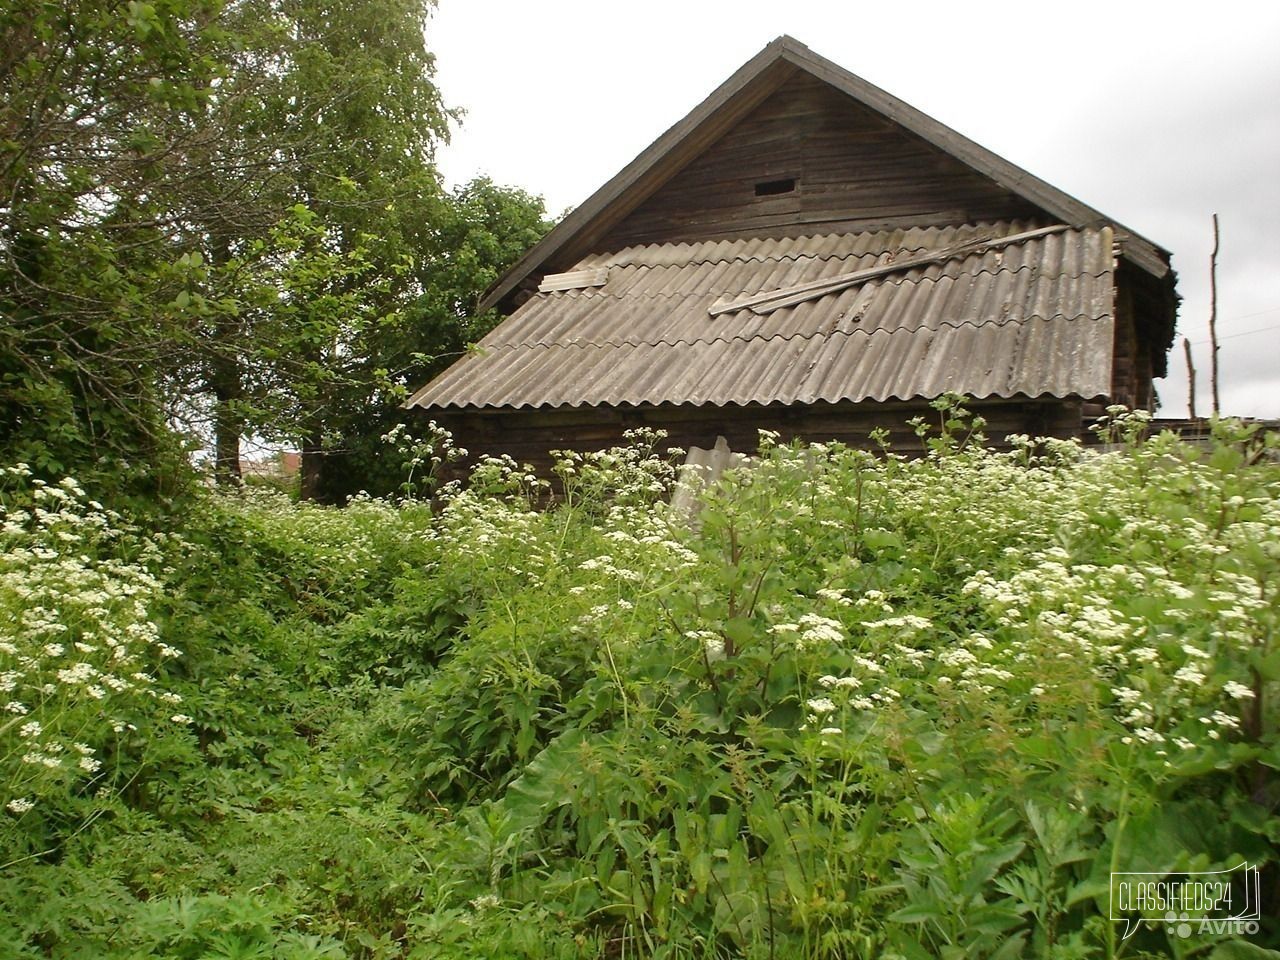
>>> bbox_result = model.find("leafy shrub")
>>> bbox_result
[420,416,1280,958]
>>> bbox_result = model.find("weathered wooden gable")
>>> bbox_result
[599,73,1044,250]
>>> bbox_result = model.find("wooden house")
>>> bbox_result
[405,36,1178,470]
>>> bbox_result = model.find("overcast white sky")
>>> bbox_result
[427,1,1280,419]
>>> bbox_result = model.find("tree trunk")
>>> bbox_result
[300,432,324,502]
[211,353,243,486]
[208,233,243,487]
[1209,214,1221,415]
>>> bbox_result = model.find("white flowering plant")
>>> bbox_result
[380,419,468,500]
[0,467,187,841]
[552,427,684,512]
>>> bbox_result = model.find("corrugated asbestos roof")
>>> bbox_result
[405,221,1116,411]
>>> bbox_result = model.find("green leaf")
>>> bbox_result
[1250,650,1280,682]
[1209,943,1280,960]
[724,616,754,648]
[863,528,904,552]
[889,901,943,924]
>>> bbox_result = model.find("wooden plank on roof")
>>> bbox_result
[538,267,609,292]
[709,225,1070,317]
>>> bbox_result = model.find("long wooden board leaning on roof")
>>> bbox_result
[709,225,1070,317]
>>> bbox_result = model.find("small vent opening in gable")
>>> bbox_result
[754,177,796,197]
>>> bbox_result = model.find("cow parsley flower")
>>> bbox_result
[687,631,725,662]
[1174,665,1206,687]
[818,675,861,689]
[1222,681,1255,700]
[797,614,844,647]
[1209,711,1240,730]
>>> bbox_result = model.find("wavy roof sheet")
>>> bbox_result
[406,221,1116,410]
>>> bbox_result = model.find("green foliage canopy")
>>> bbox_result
[0,0,549,501]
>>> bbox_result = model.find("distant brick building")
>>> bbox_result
[240,451,300,480]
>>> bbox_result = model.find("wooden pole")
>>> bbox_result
[1209,214,1221,415]
[1183,337,1197,420]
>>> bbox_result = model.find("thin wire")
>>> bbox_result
[1189,319,1280,345]
[1228,304,1280,322]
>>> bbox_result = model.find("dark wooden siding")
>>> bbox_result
[1110,266,1164,412]
[1111,284,1142,411]
[597,74,1044,251]
[436,398,1086,481]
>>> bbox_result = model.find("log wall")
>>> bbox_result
[432,398,1087,481]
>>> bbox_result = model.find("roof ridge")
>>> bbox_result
[594,221,1032,268]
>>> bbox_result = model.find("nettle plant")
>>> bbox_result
[0,466,188,840]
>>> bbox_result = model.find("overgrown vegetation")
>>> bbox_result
[1,408,1277,958]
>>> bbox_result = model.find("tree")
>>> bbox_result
[0,0,238,495]
[162,0,454,490]
[306,176,551,501]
